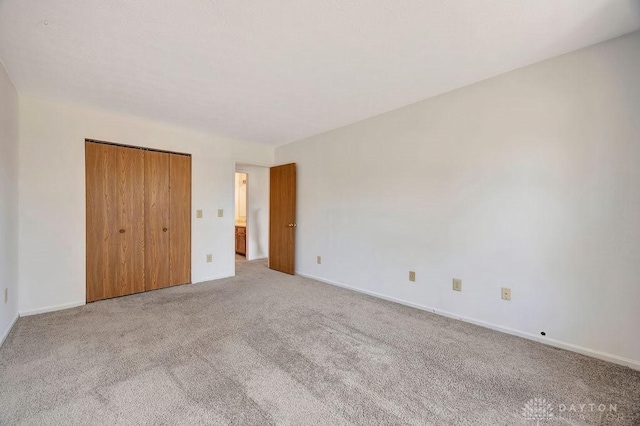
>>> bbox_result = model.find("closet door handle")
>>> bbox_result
[163,228,168,232]
[119,229,125,234]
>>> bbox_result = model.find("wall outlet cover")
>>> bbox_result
[218,209,224,217]
[317,256,322,264]
[409,271,416,282]
[501,287,511,301]
[206,254,213,263]
[196,210,203,218]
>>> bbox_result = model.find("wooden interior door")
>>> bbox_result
[169,154,191,286]
[86,142,119,302]
[144,151,170,290]
[116,145,146,297]
[269,163,296,275]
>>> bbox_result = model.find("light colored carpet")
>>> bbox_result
[1,260,638,425]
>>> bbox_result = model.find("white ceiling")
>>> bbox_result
[1,1,639,146]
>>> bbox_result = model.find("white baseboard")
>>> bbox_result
[1,313,19,346]
[193,274,233,284]
[19,301,85,316]
[246,256,268,262]
[296,271,640,371]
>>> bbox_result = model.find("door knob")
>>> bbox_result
[163,228,168,232]
[119,229,125,233]
[288,223,294,227]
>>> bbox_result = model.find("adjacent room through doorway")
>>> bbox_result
[234,164,270,273]
[234,172,248,262]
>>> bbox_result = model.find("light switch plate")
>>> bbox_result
[317,256,322,264]
[409,271,416,282]
[196,210,203,218]
[218,209,224,218]
[206,254,213,263]
[453,278,462,292]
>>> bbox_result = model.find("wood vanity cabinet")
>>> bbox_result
[235,226,246,255]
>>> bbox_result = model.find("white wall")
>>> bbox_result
[236,164,270,261]
[18,96,273,315]
[276,32,640,367]
[0,61,19,343]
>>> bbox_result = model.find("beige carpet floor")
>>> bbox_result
[1,260,639,425]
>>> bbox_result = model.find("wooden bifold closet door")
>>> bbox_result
[86,141,191,302]
[86,143,145,302]
[169,154,191,286]
[144,151,170,291]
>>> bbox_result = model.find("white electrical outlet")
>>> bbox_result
[501,287,511,301]
[206,254,213,263]
[196,210,203,218]
[453,278,462,292]
[218,209,224,217]
[409,271,416,282]
[317,256,322,264]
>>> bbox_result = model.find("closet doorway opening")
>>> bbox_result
[234,164,270,273]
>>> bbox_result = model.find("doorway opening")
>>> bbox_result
[234,172,248,262]
[234,164,270,274]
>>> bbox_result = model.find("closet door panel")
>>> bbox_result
[117,146,146,296]
[86,142,119,302]
[144,151,170,290]
[169,154,191,286]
